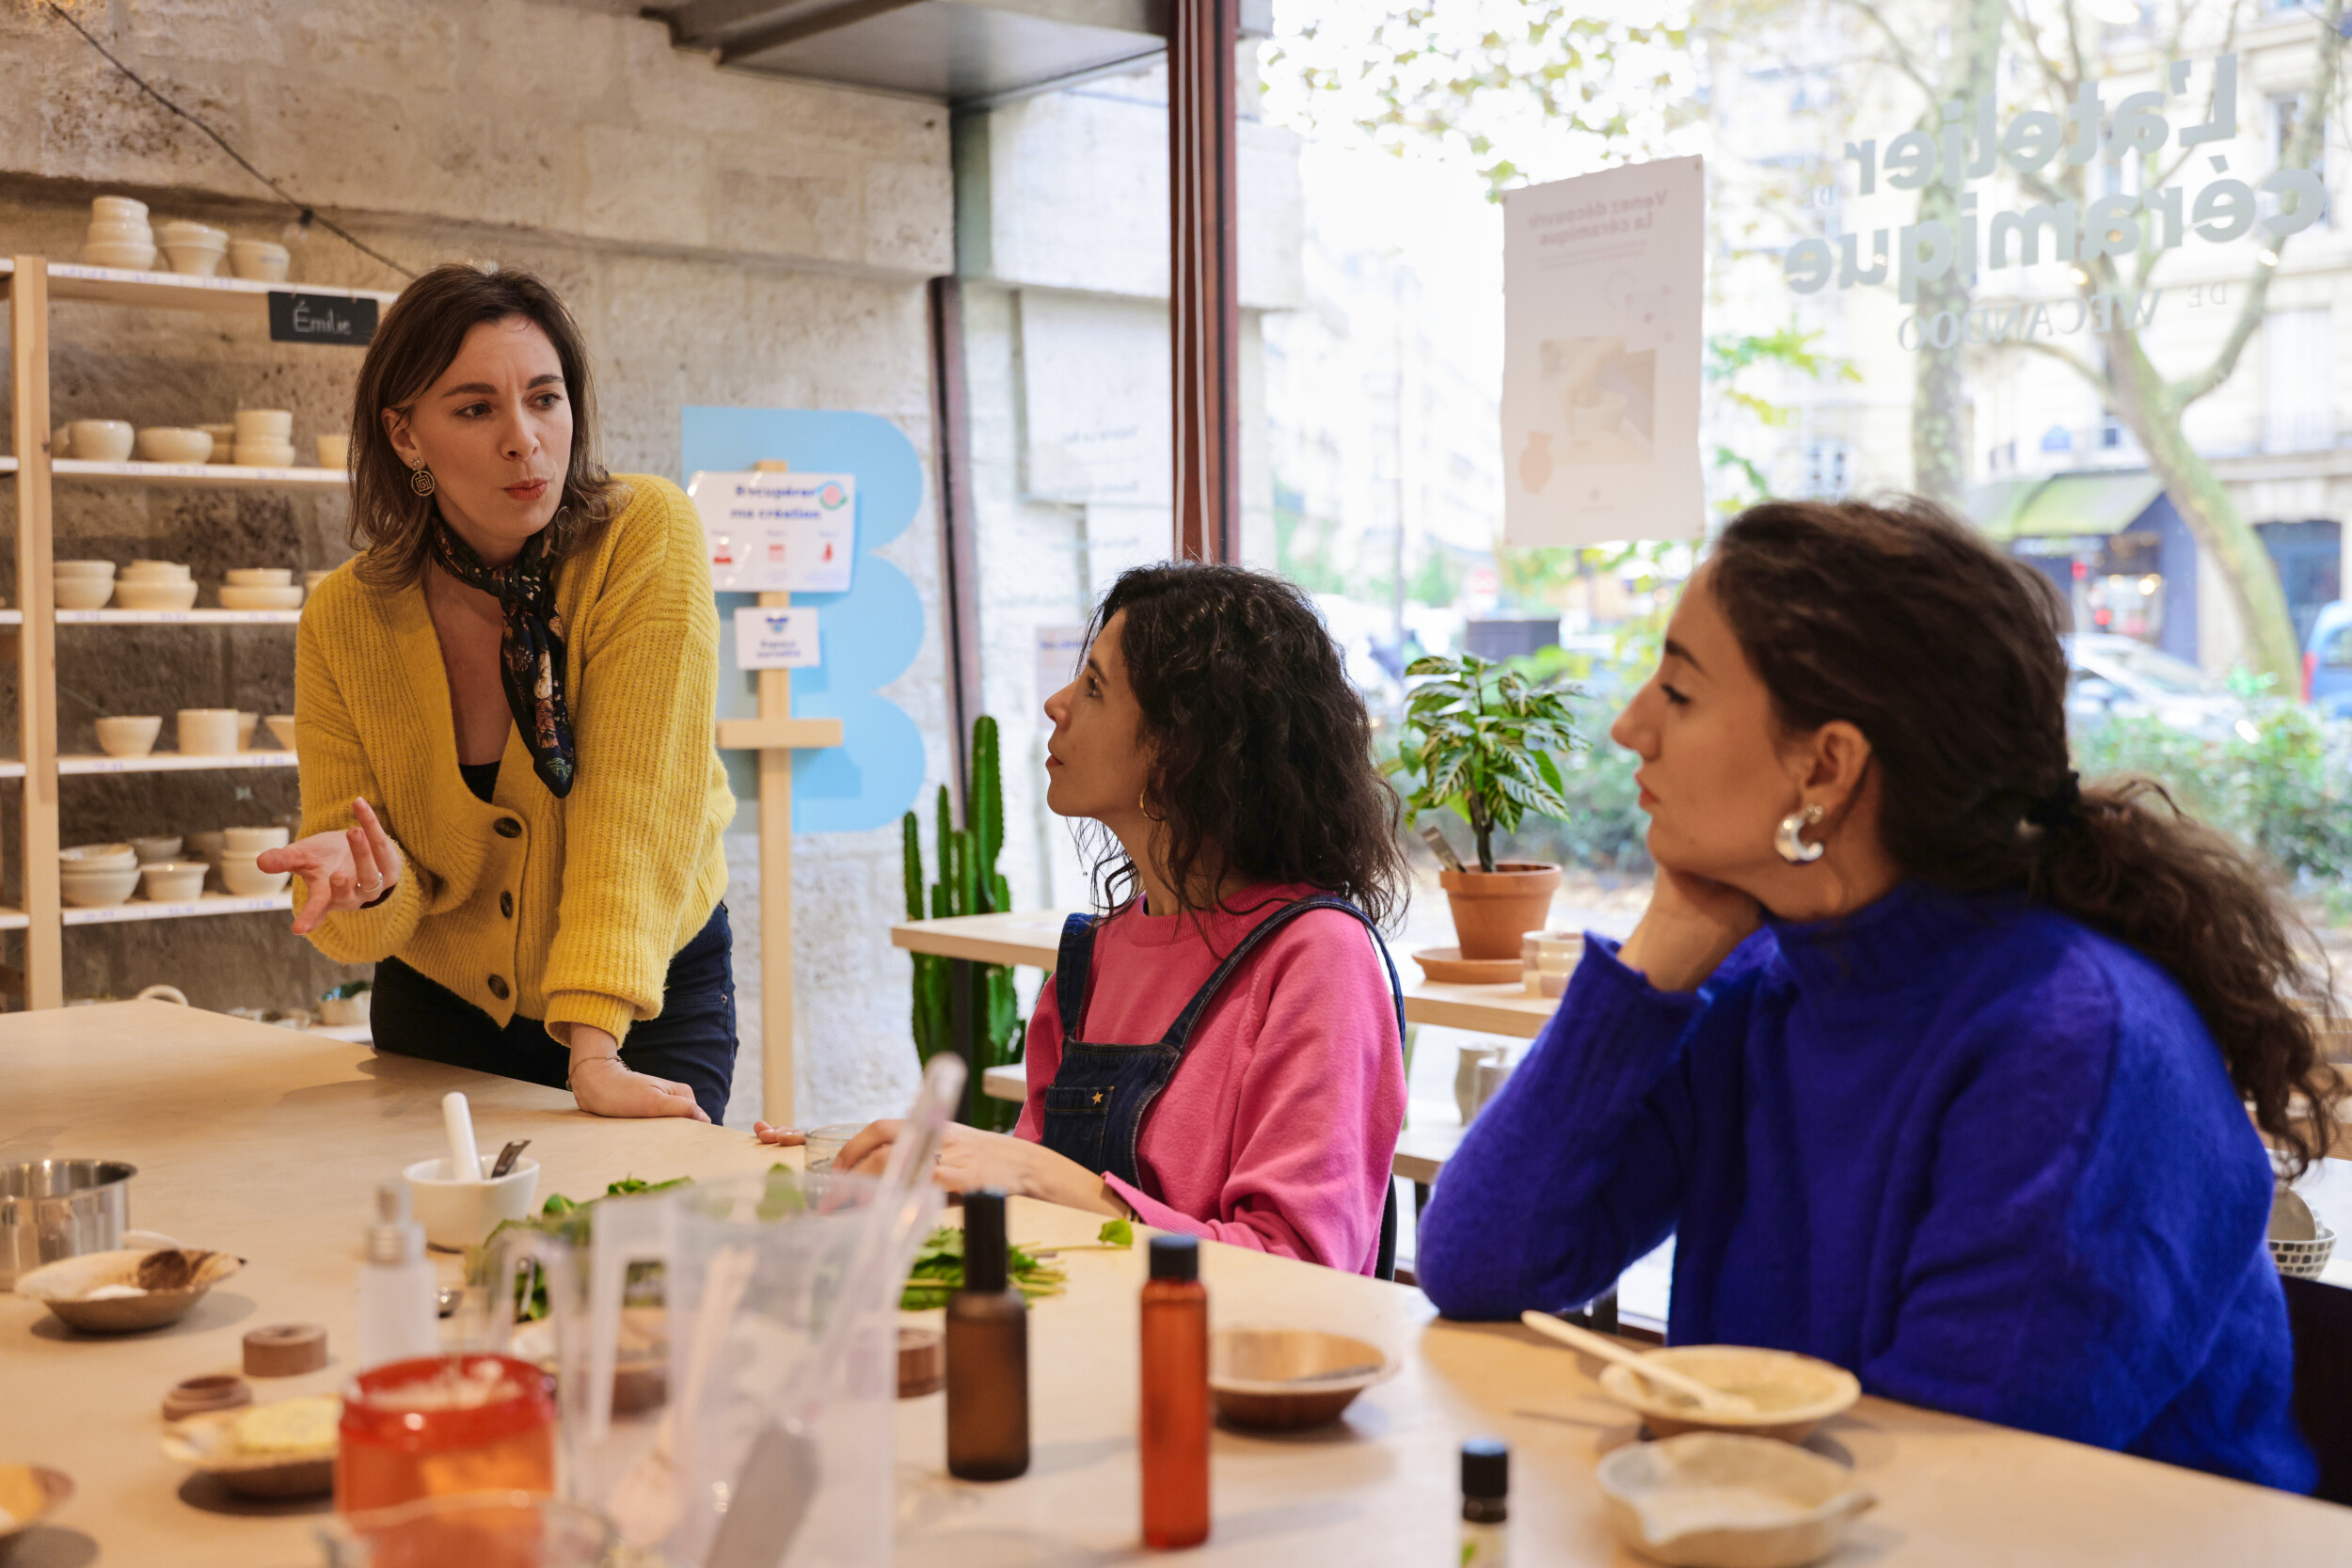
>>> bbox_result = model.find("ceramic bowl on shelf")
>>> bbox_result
[159,231,229,277]
[219,585,304,611]
[232,408,294,440]
[177,709,241,756]
[225,567,294,588]
[81,242,158,271]
[130,834,183,863]
[61,865,140,908]
[55,560,116,578]
[232,441,298,469]
[86,218,151,245]
[94,717,163,758]
[66,420,135,463]
[264,714,297,751]
[92,196,149,223]
[315,434,350,469]
[123,559,192,581]
[228,239,291,282]
[61,843,137,870]
[114,579,200,612]
[139,862,209,903]
[56,578,116,610]
[135,427,214,465]
[223,825,290,853]
[217,852,291,898]
[199,422,237,462]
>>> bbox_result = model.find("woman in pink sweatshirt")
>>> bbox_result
[789,563,1410,1275]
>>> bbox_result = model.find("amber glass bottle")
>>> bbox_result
[1139,1233,1210,1548]
[946,1189,1030,1481]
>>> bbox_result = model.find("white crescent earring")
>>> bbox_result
[1774,802,1825,864]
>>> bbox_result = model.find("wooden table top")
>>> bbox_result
[894,912,1560,1039]
[8,1002,2351,1564]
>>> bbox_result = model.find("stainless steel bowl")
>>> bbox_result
[0,1159,135,1288]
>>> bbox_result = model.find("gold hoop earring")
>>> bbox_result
[408,463,436,498]
[1138,788,1164,823]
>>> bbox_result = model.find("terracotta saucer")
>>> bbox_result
[1412,946,1524,985]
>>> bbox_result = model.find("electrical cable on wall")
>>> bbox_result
[42,1,417,281]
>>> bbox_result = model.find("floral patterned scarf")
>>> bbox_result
[428,522,577,797]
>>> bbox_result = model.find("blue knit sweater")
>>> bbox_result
[1416,880,2314,1491]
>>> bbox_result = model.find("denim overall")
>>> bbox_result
[1038,895,1407,1278]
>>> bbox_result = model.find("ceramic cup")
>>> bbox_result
[139,863,208,903]
[232,408,294,440]
[66,420,135,463]
[228,240,291,283]
[176,709,241,756]
[222,825,290,853]
[56,578,116,611]
[94,717,163,758]
[315,434,351,469]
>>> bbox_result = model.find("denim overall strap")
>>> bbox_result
[1053,912,1098,1038]
[1154,895,1402,1046]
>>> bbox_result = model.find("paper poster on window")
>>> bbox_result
[687,469,854,593]
[1035,624,1088,701]
[1502,156,1705,546]
[734,606,818,670]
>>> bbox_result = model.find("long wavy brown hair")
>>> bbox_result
[1710,496,2343,1173]
[346,262,626,590]
[1081,562,1408,928]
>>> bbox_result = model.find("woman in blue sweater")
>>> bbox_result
[1416,497,2339,1490]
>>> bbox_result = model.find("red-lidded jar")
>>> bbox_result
[334,1353,556,1513]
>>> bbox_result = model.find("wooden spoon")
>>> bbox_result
[1519,1310,1757,1416]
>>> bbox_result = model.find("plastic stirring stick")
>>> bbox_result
[441,1091,482,1182]
[1518,1310,1757,1415]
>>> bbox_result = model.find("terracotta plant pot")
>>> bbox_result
[1439,862,1563,960]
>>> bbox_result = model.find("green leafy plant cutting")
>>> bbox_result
[896,1217,1133,1309]
[1390,652,1585,872]
[473,1174,694,1322]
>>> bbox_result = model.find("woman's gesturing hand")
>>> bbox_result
[1618,863,1763,993]
[259,798,405,936]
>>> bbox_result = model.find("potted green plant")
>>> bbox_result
[1391,652,1583,959]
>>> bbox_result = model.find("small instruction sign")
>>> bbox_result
[689,469,855,594]
[734,606,819,670]
[267,291,377,346]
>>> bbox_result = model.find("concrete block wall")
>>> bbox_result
[0,0,956,1121]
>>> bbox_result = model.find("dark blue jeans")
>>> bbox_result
[372,903,739,1123]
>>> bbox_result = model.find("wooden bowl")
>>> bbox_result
[0,1464,73,1542]
[1208,1327,1394,1431]
[162,1397,337,1498]
[1597,1344,1861,1444]
[16,1247,243,1333]
[1412,946,1524,985]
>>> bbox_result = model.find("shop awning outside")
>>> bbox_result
[1965,471,2165,541]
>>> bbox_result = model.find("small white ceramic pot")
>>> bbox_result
[94,718,163,758]
[135,428,214,464]
[139,863,209,903]
[403,1156,540,1252]
[67,420,135,462]
[232,408,294,439]
[176,709,241,756]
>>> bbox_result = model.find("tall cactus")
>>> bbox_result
[902,716,1025,1128]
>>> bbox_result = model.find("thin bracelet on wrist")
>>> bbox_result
[566,1053,623,1089]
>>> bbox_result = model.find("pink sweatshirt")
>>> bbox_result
[1012,885,1406,1275]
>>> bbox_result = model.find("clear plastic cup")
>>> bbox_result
[802,1122,866,1174]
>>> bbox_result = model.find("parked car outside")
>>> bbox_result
[2065,633,2259,743]
[2306,601,2352,720]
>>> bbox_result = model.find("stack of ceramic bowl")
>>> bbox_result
[60,844,139,909]
[219,568,302,610]
[82,198,156,271]
[229,239,291,282]
[94,716,163,758]
[220,827,291,897]
[199,423,237,463]
[116,562,197,612]
[232,410,295,468]
[135,428,214,465]
[155,220,229,277]
[55,561,116,610]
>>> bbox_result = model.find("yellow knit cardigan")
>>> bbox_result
[293,474,734,1044]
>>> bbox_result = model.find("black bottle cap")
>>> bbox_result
[1461,1436,1509,1501]
[1148,1233,1199,1282]
[962,1189,1009,1293]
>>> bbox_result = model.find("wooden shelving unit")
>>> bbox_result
[4,254,397,1007]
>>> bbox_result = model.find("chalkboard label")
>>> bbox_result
[267,292,377,346]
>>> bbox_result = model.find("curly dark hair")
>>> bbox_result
[1710,496,2343,1174]
[1079,562,1408,928]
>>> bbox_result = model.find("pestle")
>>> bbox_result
[441,1090,483,1182]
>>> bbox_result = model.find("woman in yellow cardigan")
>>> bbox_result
[261,263,737,1122]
